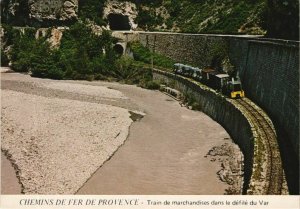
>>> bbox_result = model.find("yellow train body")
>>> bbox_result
[231,90,245,99]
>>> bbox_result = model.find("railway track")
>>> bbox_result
[235,98,284,194]
[153,68,286,194]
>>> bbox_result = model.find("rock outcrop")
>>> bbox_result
[1,0,78,26]
[103,1,138,30]
[35,27,65,48]
[28,0,78,21]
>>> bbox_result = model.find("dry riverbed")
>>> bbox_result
[1,70,243,194]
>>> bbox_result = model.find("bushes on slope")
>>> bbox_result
[8,22,157,88]
[129,42,175,70]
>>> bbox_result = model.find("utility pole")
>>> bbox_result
[124,32,128,55]
[151,35,156,70]
[151,53,154,70]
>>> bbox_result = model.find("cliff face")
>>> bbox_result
[28,0,78,21]
[134,0,267,35]
[103,1,138,30]
[1,0,298,39]
[1,0,266,33]
[1,0,78,26]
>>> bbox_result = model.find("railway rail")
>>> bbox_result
[152,68,287,194]
[235,98,284,194]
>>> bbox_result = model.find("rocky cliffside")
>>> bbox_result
[1,0,298,39]
[139,32,299,193]
[134,0,267,35]
[103,1,138,30]
[1,0,78,26]
[28,0,78,21]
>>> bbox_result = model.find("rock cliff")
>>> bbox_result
[103,1,138,30]
[28,0,78,21]
[1,0,298,39]
[1,0,78,26]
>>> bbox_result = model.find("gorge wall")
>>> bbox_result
[138,32,299,194]
[1,0,78,26]
[152,69,287,195]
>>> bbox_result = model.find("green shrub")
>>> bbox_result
[9,28,37,72]
[78,0,106,25]
[130,42,175,69]
[1,51,9,66]
[132,0,267,35]
[9,21,121,80]
[46,68,65,80]
[7,23,163,88]
[85,75,95,81]
[94,73,106,80]
[144,80,161,90]
[183,91,202,110]
[113,56,136,80]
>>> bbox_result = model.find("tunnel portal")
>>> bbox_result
[113,44,124,55]
[108,14,131,30]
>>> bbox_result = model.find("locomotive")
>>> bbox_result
[173,63,245,99]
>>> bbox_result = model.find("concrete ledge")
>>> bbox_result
[153,69,287,195]
[160,85,182,100]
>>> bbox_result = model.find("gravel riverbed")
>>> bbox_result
[2,90,132,194]
[1,71,243,194]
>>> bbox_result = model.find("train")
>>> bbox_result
[173,63,245,99]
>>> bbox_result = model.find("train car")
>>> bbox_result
[174,64,202,80]
[182,65,192,76]
[201,71,229,92]
[173,63,184,74]
[206,71,245,98]
[201,68,216,81]
[172,63,245,99]
[190,67,202,81]
[201,68,216,87]
[214,73,230,91]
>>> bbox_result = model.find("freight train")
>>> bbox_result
[173,63,245,99]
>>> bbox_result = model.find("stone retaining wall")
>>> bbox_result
[138,32,299,193]
[152,69,285,194]
[229,39,299,194]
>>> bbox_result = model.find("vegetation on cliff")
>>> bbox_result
[133,0,268,35]
[80,0,298,39]
[4,22,155,87]
[78,0,107,26]
[129,42,175,70]
[0,0,297,81]
[1,0,298,39]
[5,23,114,79]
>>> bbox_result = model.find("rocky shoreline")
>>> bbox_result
[205,141,244,194]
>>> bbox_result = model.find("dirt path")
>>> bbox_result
[1,71,242,194]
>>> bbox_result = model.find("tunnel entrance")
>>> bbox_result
[108,14,131,30]
[113,44,124,55]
